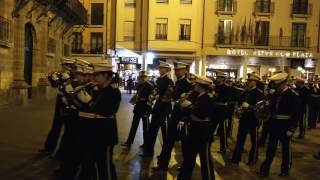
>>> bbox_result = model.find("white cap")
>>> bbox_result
[76,59,93,74]
[174,61,189,70]
[159,61,171,69]
[93,63,113,73]
[60,57,75,65]
[269,73,288,84]
[195,76,213,85]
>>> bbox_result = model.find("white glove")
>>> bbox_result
[52,73,59,81]
[77,90,92,103]
[242,102,250,109]
[286,131,293,137]
[64,84,74,93]
[269,89,276,94]
[61,72,70,80]
[180,100,192,108]
[177,121,185,131]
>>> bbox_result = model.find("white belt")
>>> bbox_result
[190,114,210,122]
[78,112,113,119]
[272,114,291,120]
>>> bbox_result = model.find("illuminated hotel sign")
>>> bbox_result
[120,57,139,64]
[226,49,314,58]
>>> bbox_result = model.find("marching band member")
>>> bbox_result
[143,61,174,156]
[177,76,215,180]
[231,73,264,166]
[121,71,154,149]
[259,73,299,177]
[76,63,121,180]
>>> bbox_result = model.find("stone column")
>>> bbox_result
[201,54,207,76]
[279,57,285,72]
[11,16,28,105]
[241,56,248,78]
[315,56,320,75]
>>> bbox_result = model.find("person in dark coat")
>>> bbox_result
[259,73,299,177]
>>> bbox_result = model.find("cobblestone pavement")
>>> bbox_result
[0,92,319,180]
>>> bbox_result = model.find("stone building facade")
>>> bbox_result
[0,0,86,104]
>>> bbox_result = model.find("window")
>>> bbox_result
[292,23,306,47]
[292,0,308,14]
[0,16,11,45]
[255,0,271,13]
[179,19,191,40]
[48,38,56,54]
[155,18,168,40]
[156,0,169,3]
[125,0,136,7]
[72,32,83,53]
[90,32,103,54]
[255,21,269,46]
[218,0,235,12]
[91,3,104,25]
[124,21,135,41]
[180,0,192,4]
[217,20,232,44]
[64,44,70,56]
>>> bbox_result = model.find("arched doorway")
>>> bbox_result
[24,23,36,99]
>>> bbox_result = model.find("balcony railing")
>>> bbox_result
[0,16,11,46]
[179,35,191,40]
[291,3,312,17]
[155,34,167,40]
[216,0,237,15]
[215,34,310,49]
[36,0,87,25]
[156,0,169,3]
[72,43,104,54]
[254,1,275,16]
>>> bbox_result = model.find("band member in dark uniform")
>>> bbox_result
[259,73,299,177]
[153,61,193,171]
[231,73,264,166]
[212,71,231,154]
[177,76,215,180]
[307,79,320,129]
[121,71,154,148]
[39,58,77,156]
[76,63,121,180]
[293,77,309,139]
[143,61,174,156]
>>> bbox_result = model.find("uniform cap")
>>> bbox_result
[269,73,288,84]
[174,61,189,70]
[159,61,171,69]
[60,57,76,65]
[76,59,94,74]
[93,63,113,73]
[195,76,213,85]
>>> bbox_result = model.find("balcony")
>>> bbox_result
[215,34,310,50]
[0,16,11,47]
[155,34,167,40]
[216,0,237,15]
[72,43,103,55]
[291,3,312,18]
[254,1,275,16]
[36,0,87,25]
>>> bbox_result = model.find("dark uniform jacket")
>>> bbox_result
[212,83,231,121]
[134,81,154,114]
[172,76,193,101]
[269,88,299,132]
[153,74,174,114]
[82,85,121,145]
[239,87,264,126]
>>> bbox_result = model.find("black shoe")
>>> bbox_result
[278,172,289,177]
[120,142,131,149]
[152,166,168,171]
